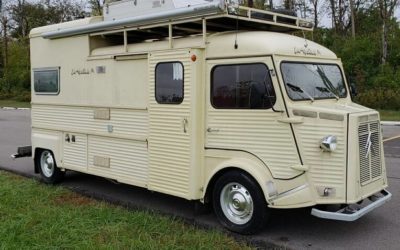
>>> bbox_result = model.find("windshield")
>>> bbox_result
[281,62,347,101]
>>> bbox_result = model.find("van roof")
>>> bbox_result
[206,31,337,59]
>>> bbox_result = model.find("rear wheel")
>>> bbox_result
[213,171,269,234]
[35,150,64,184]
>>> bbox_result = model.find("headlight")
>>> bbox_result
[320,135,337,152]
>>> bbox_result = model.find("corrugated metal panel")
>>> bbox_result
[88,136,148,187]
[32,105,148,138]
[295,122,346,190]
[63,133,87,170]
[206,110,301,179]
[148,50,192,198]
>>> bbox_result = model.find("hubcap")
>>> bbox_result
[40,151,55,178]
[220,182,254,225]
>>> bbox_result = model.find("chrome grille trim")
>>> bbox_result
[358,121,382,186]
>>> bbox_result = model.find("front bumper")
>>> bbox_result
[311,190,391,221]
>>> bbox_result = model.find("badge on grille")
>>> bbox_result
[365,131,372,159]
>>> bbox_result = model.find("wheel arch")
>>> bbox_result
[203,156,275,206]
[32,130,63,171]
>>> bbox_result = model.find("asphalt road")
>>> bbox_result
[1,109,399,249]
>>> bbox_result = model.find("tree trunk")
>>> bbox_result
[1,16,7,71]
[313,1,318,28]
[350,0,356,38]
[329,0,337,31]
[382,21,388,64]
[284,0,295,10]
[378,0,399,65]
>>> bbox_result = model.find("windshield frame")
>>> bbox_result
[280,61,348,102]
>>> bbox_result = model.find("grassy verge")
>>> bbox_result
[0,100,30,108]
[378,110,400,121]
[0,171,250,249]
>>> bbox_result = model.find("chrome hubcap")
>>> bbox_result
[40,151,54,178]
[220,182,254,225]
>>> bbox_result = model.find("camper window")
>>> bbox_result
[211,63,276,109]
[155,62,184,104]
[33,68,60,95]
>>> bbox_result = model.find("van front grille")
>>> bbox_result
[358,121,382,186]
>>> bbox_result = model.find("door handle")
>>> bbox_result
[277,117,304,124]
[65,134,70,143]
[183,118,188,133]
[207,127,220,133]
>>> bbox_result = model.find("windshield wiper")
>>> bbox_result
[287,83,314,102]
[316,86,339,100]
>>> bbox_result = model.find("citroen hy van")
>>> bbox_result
[23,0,391,234]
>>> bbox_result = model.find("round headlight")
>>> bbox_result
[320,135,337,152]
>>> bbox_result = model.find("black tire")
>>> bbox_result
[35,149,65,184]
[213,171,269,234]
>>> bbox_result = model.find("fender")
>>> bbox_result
[203,149,316,208]
[32,129,63,167]
[203,149,275,204]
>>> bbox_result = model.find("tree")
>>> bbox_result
[377,0,399,64]
[1,0,9,78]
[309,0,321,28]
[350,0,356,37]
[328,0,350,34]
[284,0,296,10]
[88,0,105,16]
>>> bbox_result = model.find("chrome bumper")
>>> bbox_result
[311,190,392,222]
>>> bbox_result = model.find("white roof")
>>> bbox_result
[206,31,337,59]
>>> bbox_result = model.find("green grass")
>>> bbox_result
[378,110,400,121]
[0,100,30,108]
[0,171,250,250]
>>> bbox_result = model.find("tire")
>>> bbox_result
[213,171,269,234]
[35,150,65,184]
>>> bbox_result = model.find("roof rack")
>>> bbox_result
[43,0,314,40]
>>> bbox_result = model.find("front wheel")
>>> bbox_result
[35,150,64,184]
[213,171,269,234]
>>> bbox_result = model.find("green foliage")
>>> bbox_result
[0,171,250,249]
[378,109,400,121]
[4,40,30,90]
[312,6,400,110]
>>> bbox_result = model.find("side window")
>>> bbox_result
[211,63,276,109]
[155,62,184,104]
[34,68,60,95]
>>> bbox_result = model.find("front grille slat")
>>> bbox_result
[358,121,382,185]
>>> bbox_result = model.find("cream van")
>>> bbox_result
[24,0,391,234]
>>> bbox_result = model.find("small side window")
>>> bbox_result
[211,63,276,109]
[34,68,60,95]
[155,62,184,104]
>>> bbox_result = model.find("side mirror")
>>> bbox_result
[350,83,358,98]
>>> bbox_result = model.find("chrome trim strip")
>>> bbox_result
[270,184,309,201]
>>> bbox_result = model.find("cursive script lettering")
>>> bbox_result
[294,47,321,56]
[71,68,95,76]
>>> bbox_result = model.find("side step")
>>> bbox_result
[311,190,392,222]
[11,146,32,159]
